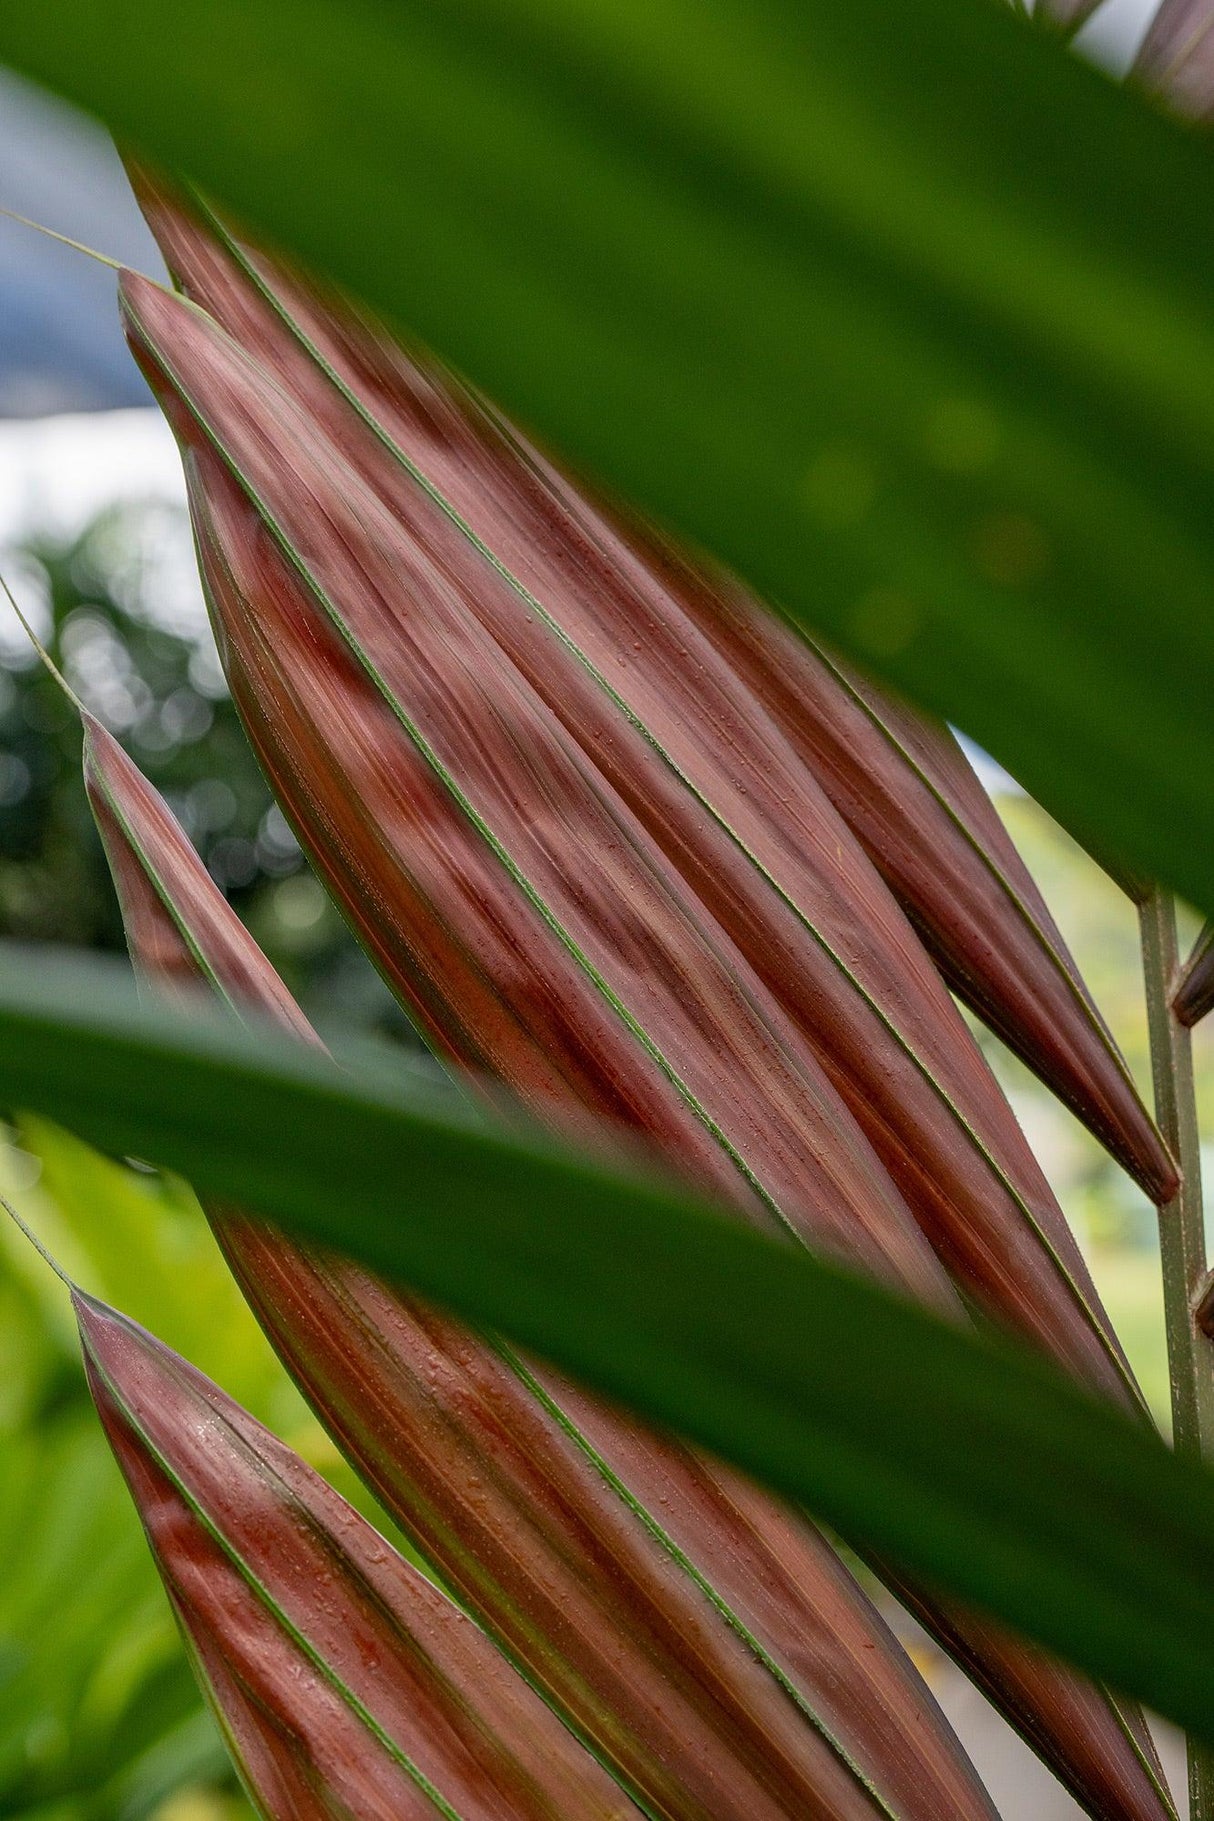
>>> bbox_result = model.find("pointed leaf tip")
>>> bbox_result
[73,1287,644,1821]
[1174,920,1214,1027]
[83,709,318,1043]
[125,205,1148,1406]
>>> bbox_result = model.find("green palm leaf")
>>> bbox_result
[1,949,1214,1749]
[1,0,1213,903]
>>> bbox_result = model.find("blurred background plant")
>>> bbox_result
[0,1102,416,1819]
[0,499,413,1038]
[0,507,424,1820]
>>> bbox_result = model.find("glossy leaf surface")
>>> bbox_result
[76,1287,640,1821]
[0,953,1213,1751]
[696,621,1171,1199]
[85,642,1006,1821]
[115,254,1179,1813]
[122,268,1149,1420]
[88,714,1177,1820]
[5,0,1214,917]
[130,171,1173,1211]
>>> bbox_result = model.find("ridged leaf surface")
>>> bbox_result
[132,170,1171,1206]
[84,703,1004,1821]
[82,448,1172,1815]
[121,257,1149,1416]
[76,1288,643,1821]
[2,955,1214,1759]
[9,0,1214,922]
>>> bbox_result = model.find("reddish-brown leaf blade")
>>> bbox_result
[87,713,1174,1821]
[83,713,315,1039]
[1134,0,1214,119]
[695,618,1174,1204]
[128,173,1172,1209]
[149,319,956,1308]
[134,169,1172,1210]
[1174,919,1214,1026]
[122,249,1143,1419]
[74,1288,642,1821]
[120,264,1183,1814]
[88,350,1173,1821]
[83,608,1007,1821]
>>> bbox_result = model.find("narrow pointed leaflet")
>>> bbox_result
[84,657,1004,1820]
[1175,921,1214,1027]
[94,296,1173,1812]
[685,616,1171,1204]
[74,1287,642,1821]
[122,196,1157,1402]
[132,169,1172,1208]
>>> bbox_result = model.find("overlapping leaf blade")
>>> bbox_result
[84,686,1006,1820]
[687,618,1170,1197]
[133,169,1172,1208]
[8,0,1214,920]
[95,258,1175,1812]
[75,1286,642,1821]
[121,243,1146,1408]
[5,955,1214,1756]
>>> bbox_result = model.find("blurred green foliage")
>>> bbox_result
[0,502,412,1036]
[0,1113,416,1820]
[0,1120,255,1820]
[0,503,427,1815]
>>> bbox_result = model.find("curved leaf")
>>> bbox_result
[693,622,1171,1199]
[85,695,1005,1821]
[84,713,1170,1821]
[121,266,1150,1423]
[76,1287,641,1820]
[0,951,1212,1751]
[3,0,1214,914]
[130,169,1173,1208]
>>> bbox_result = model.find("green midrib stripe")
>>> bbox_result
[84,1320,469,1821]
[131,304,805,1251]
[208,240,1163,1795]
[86,743,247,1025]
[321,1254,898,1816]
[496,1339,901,1819]
[194,217,1144,1418]
[131,245,1162,1798]
[99,740,892,1819]
[805,639,1140,1099]
[98,807,670,1821]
